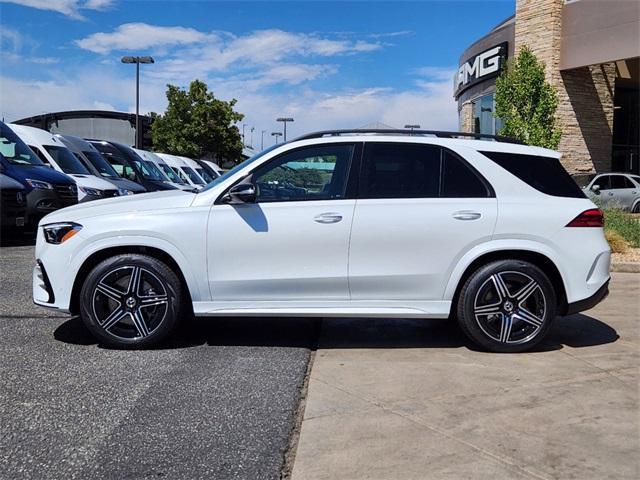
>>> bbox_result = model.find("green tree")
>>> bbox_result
[151,80,244,163]
[494,45,561,149]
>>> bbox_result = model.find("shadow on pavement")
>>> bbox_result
[53,312,618,352]
[0,229,37,247]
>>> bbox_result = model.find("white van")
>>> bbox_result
[179,156,215,184]
[132,149,196,192]
[9,124,120,202]
[155,153,206,189]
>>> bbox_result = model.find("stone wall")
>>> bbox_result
[459,101,474,133]
[515,0,614,173]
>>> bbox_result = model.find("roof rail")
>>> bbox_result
[292,129,524,144]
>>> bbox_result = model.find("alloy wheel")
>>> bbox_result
[91,265,169,340]
[473,271,547,345]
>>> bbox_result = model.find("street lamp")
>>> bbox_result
[121,56,154,148]
[261,130,266,150]
[250,127,255,148]
[271,131,283,144]
[242,124,247,146]
[404,124,420,131]
[276,117,294,142]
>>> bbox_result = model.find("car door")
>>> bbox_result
[595,175,614,207]
[349,142,497,301]
[207,143,359,301]
[608,175,637,210]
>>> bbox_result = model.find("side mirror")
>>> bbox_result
[225,183,256,204]
[591,184,601,194]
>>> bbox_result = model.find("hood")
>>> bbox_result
[3,163,75,186]
[40,189,195,224]
[0,173,25,190]
[69,173,117,190]
[104,176,146,192]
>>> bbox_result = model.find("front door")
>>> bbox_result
[207,143,359,301]
[349,143,497,301]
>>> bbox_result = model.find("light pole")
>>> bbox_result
[250,127,255,148]
[121,56,154,148]
[261,130,266,150]
[271,132,283,144]
[276,117,294,142]
[242,124,247,146]
[404,124,420,131]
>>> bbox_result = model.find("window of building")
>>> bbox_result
[472,93,504,135]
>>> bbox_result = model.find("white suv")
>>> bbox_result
[33,130,611,352]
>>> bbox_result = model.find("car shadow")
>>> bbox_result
[53,312,618,352]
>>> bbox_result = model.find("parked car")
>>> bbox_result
[9,124,120,202]
[132,149,196,192]
[155,153,206,189]
[181,156,216,183]
[57,135,146,195]
[0,121,77,227]
[0,172,27,229]
[201,160,223,176]
[575,172,640,212]
[88,140,178,192]
[33,129,610,352]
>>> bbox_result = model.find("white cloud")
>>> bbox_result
[76,23,213,54]
[1,0,114,19]
[0,27,60,65]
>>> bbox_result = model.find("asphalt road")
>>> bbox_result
[0,243,318,480]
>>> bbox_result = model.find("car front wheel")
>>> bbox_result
[79,254,183,349]
[456,260,556,353]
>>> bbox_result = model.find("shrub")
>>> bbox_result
[605,230,629,254]
[603,207,640,248]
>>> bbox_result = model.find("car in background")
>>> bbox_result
[201,160,223,176]
[9,124,120,203]
[88,140,178,192]
[56,135,146,195]
[575,172,640,212]
[181,156,216,184]
[0,172,27,229]
[156,153,206,189]
[133,149,196,192]
[0,122,77,227]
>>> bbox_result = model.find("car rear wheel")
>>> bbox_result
[79,254,182,349]
[456,260,556,353]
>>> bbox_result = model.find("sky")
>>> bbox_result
[0,0,514,143]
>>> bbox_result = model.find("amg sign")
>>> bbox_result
[454,42,508,97]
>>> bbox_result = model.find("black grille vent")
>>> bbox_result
[54,184,77,199]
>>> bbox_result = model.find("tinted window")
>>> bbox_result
[441,150,491,198]
[610,175,634,189]
[594,175,611,190]
[253,144,355,202]
[83,150,119,178]
[361,143,440,198]
[44,145,90,174]
[159,163,184,184]
[182,166,206,185]
[481,151,585,198]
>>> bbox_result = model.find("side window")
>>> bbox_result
[360,143,440,199]
[596,176,612,190]
[441,150,491,198]
[252,144,355,202]
[30,146,50,165]
[611,175,633,189]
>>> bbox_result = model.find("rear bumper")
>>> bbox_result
[565,279,609,315]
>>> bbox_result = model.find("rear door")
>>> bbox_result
[348,142,497,301]
[608,175,637,210]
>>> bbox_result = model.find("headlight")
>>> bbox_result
[42,222,83,244]
[79,186,102,196]
[118,188,135,196]
[26,179,53,190]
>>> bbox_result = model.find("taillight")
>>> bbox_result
[566,209,604,227]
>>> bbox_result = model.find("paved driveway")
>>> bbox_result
[0,245,316,480]
[293,273,640,480]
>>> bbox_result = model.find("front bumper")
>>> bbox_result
[565,279,610,315]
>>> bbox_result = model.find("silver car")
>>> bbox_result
[575,172,640,212]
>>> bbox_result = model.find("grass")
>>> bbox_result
[603,207,640,249]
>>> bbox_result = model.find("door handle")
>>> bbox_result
[452,211,481,221]
[314,212,343,224]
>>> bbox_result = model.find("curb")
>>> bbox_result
[611,262,640,273]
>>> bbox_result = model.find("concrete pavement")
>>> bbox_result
[292,273,640,480]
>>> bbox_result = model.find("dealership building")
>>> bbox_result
[455,0,639,174]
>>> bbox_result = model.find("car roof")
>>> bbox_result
[8,123,64,147]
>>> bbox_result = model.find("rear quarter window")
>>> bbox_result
[480,151,585,198]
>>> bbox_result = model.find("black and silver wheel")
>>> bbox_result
[80,254,182,348]
[457,260,556,353]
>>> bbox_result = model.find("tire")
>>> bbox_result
[79,254,183,349]
[632,202,640,214]
[456,260,556,353]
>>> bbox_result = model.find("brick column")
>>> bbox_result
[459,101,474,133]
[515,0,614,173]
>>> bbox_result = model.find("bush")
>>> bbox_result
[603,207,640,248]
[605,230,629,253]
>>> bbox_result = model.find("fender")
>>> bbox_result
[442,238,569,301]
[67,234,207,304]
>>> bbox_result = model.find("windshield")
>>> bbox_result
[143,160,169,181]
[0,124,44,166]
[200,144,280,192]
[44,145,90,174]
[159,163,185,184]
[196,167,215,183]
[131,158,164,181]
[83,150,119,178]
[182,166,206,185]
